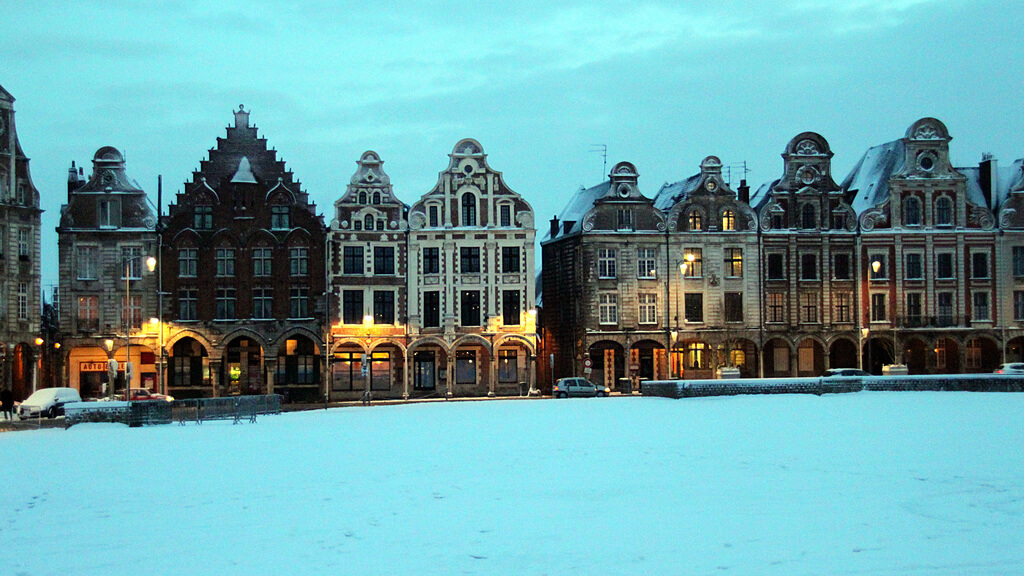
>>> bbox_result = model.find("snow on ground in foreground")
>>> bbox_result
[3,392,1024,576]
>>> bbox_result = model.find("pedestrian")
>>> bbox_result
[360,390,371,406]
[1,387,13,421]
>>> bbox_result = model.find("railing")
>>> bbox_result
[65,395,283,428]
[894,315,969,328]
[642,374,1024,399]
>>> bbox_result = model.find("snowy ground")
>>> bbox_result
[3,392,1024,576]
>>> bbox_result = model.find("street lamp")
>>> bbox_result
[675,253,695,378]
[118,254,157,400]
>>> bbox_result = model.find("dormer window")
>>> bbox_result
[903,196,922,226]
[800,204,816,229]
[271,205,290,229]
[500,204,512,227]
[364,214,374,231]
[687,210,702,231]
[358,192,367,204]
[721,210,736,231]
[373,192,381,204]
[194,205,212,230]
[428,205,439,227]
[617,209,633,231]
[98,198,121,228]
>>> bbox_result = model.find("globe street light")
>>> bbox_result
[118,254,157,400]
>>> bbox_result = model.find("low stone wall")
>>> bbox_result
[641,375,1024,399]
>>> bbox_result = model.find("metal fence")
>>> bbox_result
[642,374,1024,399]
[65,395,283,428]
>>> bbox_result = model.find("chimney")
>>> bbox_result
[738,178,750,204]
[68,161,80,197]
[550,216,560,238]
[979,154,996,208]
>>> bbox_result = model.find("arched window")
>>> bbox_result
[358,192,367,204]
[687,210,702,231]
[904,196,922,226]
[935,196,953,226]
[801,203,816,229]
[461,192,477,227]
[364,214,374,230]
[721,210,735,231]
[372,192,381,204]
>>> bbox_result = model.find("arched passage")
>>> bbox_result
[276,335,321,402]
[966,337,1000,373]
[630,339,666,382]
[796,338,826,377]
[763,338,792,378]
[588,340,624,391]
[903,337,929,374]
[224,337,264,395]
[169,337,210,399]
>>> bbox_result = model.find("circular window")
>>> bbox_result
[617,183,630,197]
[705,180,717,192]
[463,164,474,175]
[797,166,819,185]
[918,153,935,172]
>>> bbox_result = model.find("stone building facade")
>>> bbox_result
[406,139,537,396]
[57,147,159,399]
[327,151,410,399]
[0,85,42,400]
[160,106,326,400]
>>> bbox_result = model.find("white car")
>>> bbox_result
[994,363,1024,374]
[17,387,82,419]
[553,377,610,398]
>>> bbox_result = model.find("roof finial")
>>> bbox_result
[234,104,250,129]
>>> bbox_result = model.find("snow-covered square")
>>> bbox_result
[3,392,1023,575]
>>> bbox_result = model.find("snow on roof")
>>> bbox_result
[963,158,1024,210]
[840,139,905,214]
[652,173,703,211]
[230,157,258,184]
[543,181,611,240]
[748,179,778,211]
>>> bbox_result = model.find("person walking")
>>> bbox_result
[1,387,13,421]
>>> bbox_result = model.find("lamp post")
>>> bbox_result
[676,253,695,379]
[118,254,157,400]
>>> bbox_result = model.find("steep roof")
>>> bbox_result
[839,139,905,214]
[651,173,703,211]
[546,181,610,239]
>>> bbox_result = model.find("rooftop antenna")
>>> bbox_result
[590,144,608,180]
[724,161,750,186]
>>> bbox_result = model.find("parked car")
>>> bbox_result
[17,387,82,419]
[822,368,870,377]
[994,363,1024,374]
[129,388,174,402]
[553,377,609,398]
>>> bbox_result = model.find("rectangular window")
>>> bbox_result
[98,199,121,228]
[500,204,512,227]
[767,253,785,280]
[78,295,99,330]
[179,290,197,321]
[905,253,923,280]
[253,287,272,319]
[460,290,481,326]
[179,248,197,277]
[215,248,235,277]
[617,209,633,230]
[342,290,363,324]
[332,351,361,391]
[683,249,703,278]
[413,351,436,390]
[833,253,851,280]
[215,287,236,320]
[871,293,887,322]
[800,254,817,280]
[194,205,212,229]
[253,247,272,277]
[271,205,290,229]
[122,294,143,330]
[598,293,617,324]
[724,248,743,277]
[121,247,144,279]
[937,292,954,326]
[638,293,657,324]
[637,248,657,279]
[290,287,309,318]
[502,290,521,326]
[1015,291,1024,321]
[423,247,440,274]
[18,229,29,258]
[77,246,97,280]
[1014,247,1024,278]
[725,292,743,322]
[460,247,481,274]
[502,247,521,273]
[428,205,439,227]
[290,247,309,276]
[972,292,990,321]
[834,292,851,323]
[598,249,617,279]
[342,246,363,275]
[906,292,923,325]
[801,293,818,323]
[971,252,989,279]
[373,291,394,324]
[936,253,954,279]
[684,293,703,323]
[371,351,391,390]
[498,350,518,383]
[869,254,887,279]
[17,283,27,320]
[767,293,785,323]
[423,291,440,328]
[373,246,394,275]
